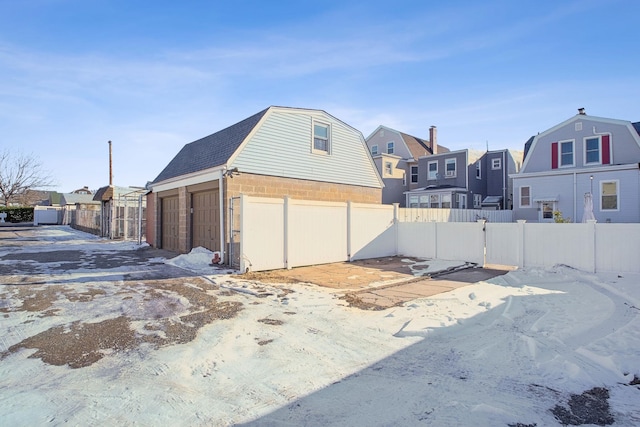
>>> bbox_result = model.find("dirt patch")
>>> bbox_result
[7,317,137,369]
[241,271,305,284]
[0,277,244,368]
[340,293,392,311]
[258,318,284,326]
[551,387,614,426]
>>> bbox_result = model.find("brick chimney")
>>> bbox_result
[429,126,438,154]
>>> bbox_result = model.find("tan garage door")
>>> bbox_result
[192,190,220,252]
[161,196,180,252]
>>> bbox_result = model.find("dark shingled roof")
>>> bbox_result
[523,135,535,160]
[152,108,269,184]
[633,122,640,136]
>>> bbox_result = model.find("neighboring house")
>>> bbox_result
[405,148,519,210]
[71,186,93,195]
[406,149,480,209]
[146,106,384,258]
[365,125,448,206]
[512,108,640,223]
[471,149,520,210]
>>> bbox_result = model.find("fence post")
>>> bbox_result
[346,201,352,261]
[239,194,247,273]
[284,196,290,269]
[393,203,399,256]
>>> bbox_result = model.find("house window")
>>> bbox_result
[410,166,418,183]
[313,122,330,153]
[441,194,451,208]
[430,194,440,208]
[559,140,574,167]
[402,172,406,186]
[428,161,438,180]
[585,137,601,164]
[476,161,481,179]
[371,145,378,155]
[419,195,429,208]
[491,158,502,170]
[409,195,419,208]
[473,194,482,208]
[387,141,394,154]
[520,186,531,208]
[458,193,467,209]
[384,161,392,176]
[445,158,456,177]
[601,180,618,211]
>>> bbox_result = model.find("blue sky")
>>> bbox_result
[1,0,638,192]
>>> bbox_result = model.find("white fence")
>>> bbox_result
[238,195,640,274]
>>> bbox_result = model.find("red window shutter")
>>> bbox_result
[602,135,611,164]
[551,142,558,169]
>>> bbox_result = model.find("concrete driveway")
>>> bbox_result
[243,256,512,309]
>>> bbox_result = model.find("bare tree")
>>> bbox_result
[0,149,56,206]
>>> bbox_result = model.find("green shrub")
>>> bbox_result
[0,207,34,223]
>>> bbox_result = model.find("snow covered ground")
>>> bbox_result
[0,226,639,426]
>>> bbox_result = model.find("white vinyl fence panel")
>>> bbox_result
[485,223,523,267]
[240,196,285,272]
[350,203,396,260]
[434,222,485,264]
[238,196,640,274]
[34,207,60,225]
[397,222,437,259]
[288,200,347,268]
[398,208,513,223]
[523,223,596,272]
[595,224,640,273]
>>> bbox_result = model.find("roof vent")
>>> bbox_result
[578,108,586,115]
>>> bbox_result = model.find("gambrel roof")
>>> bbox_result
[152,108,269,183]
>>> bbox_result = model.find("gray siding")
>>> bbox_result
[366,127,413,159]
[231,110,382,188]
[513,168,640,223]
[417,150,468,189]
[522,117,640,173]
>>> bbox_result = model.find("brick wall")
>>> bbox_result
[224,173,381,204]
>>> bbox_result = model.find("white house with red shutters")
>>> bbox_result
[512,109,640,223]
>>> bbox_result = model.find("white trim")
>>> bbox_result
[511,162,639,179]
[520,115,640,172]
[445,158,457,177]
[386,141,395,154]
[427,160,438,180]
[491,158,502,170]
[599,179,619,212]
[583,135,602,165]
[519,186,531,208]
[558,139,575,168]
[151,168,224,193]
[311,119,331,154]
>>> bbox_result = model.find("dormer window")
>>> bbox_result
[559,140,574,167]
[585,137,601,164]
[312,122,330,154]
